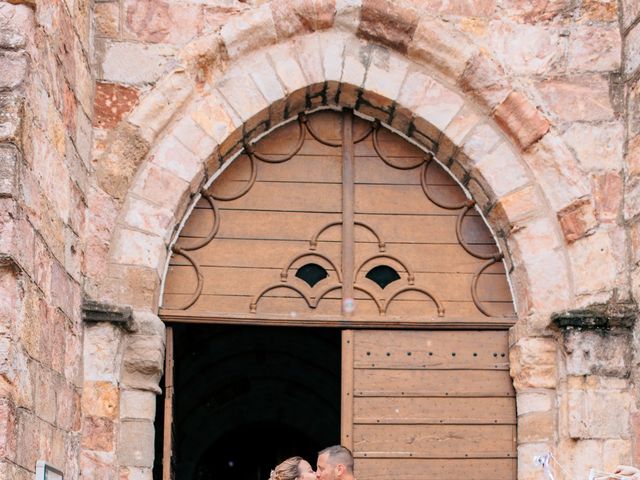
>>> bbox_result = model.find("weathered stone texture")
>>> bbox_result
[0,0,90,475]
[123,0,203,44]
[510,338,557,390]
[567,378,632,439]
[0,144,18,198]
[271,0,336,39]
[563,122,624,171]
[409,17,476,81]
[100,41,174,85]
[358,0,418,53]
[625,22,640,77]
[96,123,150,200]
[537,76,615,123]
[518,411,555,443]
[94,1,120,38]
[489,22,564,76]
[568,230,618,296]
[493,91,549,150]
[81,416,115,451]
[557,198,597,243]
[0,93,23,143]
[220,4,277,58]
[592,171,622,223]
[459,52,511,110]
[0,51,27,90]
[568,26,621,73]
[621,0,640,27]
[563,331,631,377]
[121,334,165,392]
[120,390,156,421]
[94,82,140,129]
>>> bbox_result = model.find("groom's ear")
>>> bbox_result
[336,464,346,477]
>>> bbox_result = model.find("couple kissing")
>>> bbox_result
[269,445,355,480]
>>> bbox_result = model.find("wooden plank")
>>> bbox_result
[354,184,468,215]
[342,330,355,450]
[353,369,515,396]
[352,330,509,369]
[254,115,340,157]
[168,239,506,275]
[159,310,516,329]
[163,266,513,302]
[353,397,516,424]
[353,424,516,455]
[179,209,493,247]
[356,162,457,186]
[355,213,494,245]
[355,156,428,181]
[212,153,343,184]
[209,181,343,212]
[177,210,492,245]
[354,458,516,480]
[355,128,426,158]
[200,182,472,216]
[213,154,460,186]
[161,294,515,319]
[256,133,340,157]
[252,111,374,153]
[178,210,342,242]
[162,326,174,480]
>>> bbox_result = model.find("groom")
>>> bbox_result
[316,445,355,480]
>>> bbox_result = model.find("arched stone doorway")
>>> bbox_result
[84,3,632,479]
[158,109,517,479]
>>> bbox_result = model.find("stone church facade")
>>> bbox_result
[1,0,640,478]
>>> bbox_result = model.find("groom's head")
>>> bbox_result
[316,445,354,480]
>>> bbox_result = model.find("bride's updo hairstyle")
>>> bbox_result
[269,456,305,480]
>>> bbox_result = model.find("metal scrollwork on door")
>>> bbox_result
[249,221,444,316]
[370,121,504,317]
[168,113,309,310]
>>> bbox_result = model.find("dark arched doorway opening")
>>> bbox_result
[154,324,341,480]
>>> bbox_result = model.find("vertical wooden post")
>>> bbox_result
[163,326,174,480]
[341,329,354,450]
[342,109,355,315]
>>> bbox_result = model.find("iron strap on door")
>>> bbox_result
[341,110,355,316]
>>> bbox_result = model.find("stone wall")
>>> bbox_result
[0,0,638,479]
[84,2,636,480]
[621,0,640,467]
[0,0,93,477]
[85,1,635,479]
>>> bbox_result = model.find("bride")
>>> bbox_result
[269,456,316,480]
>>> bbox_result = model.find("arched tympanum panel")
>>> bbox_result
[160,109,515,327]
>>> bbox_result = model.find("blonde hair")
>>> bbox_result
[269,456,305,480]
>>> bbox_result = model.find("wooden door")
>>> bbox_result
[161,110,515,326]
[342,329,516,480]
[160,109,518,480]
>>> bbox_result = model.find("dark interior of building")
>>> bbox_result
[154,324,342,479]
